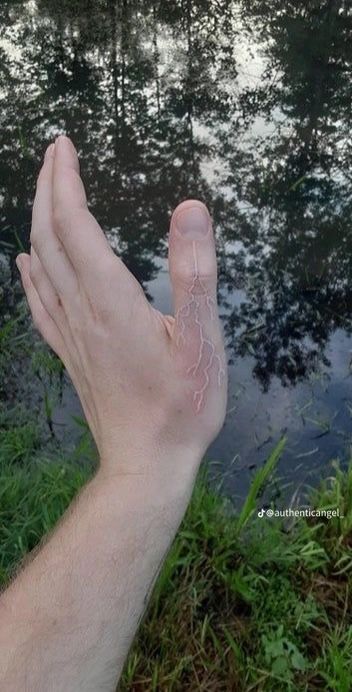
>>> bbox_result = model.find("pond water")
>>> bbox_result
[1,0,352,501]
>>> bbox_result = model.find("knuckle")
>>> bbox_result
[174,268,216,295]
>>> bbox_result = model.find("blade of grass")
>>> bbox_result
[235,436,286,534]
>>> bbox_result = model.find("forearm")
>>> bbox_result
[0,451,199,691]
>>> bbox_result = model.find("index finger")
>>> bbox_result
[52,135,142,297]
[31,143,77,297]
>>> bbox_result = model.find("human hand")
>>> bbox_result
[16,136,227,480]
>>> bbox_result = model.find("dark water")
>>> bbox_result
[1,1,352,500]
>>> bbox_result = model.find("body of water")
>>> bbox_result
[1,0,352,501]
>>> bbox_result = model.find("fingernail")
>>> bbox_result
[174,204,210,239]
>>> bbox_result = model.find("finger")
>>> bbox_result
[168,200,225,411]
[30,247,66,331]
[16,254,67,361]
[52,136,113,269]
[31,143,77,297]
[52,135,138,296]
[168,199,217,320]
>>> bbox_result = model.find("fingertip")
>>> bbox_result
[54,135,79,172]
[55,133,72,145]
[55,134,75,152]
[170,199,212,240]
[15,253,29,272]
[44,142,55,160]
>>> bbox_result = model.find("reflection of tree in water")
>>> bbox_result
[1,0,351,390]
[0,0,235,281]
[217,0,352,388]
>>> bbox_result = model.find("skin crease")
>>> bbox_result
[0,136,228,690]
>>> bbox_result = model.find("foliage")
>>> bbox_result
[0,429,351,691]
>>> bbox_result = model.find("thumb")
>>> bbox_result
[169,200,217,318]
[168,200,225,412]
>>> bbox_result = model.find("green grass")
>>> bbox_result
[0,423,351,691]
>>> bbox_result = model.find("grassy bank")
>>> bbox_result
[0,418,351,691]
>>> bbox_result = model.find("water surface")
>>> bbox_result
[1,0,352,500]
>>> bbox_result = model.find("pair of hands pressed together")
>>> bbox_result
[0,135,227,690]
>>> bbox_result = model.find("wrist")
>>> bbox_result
[96,440,202,503]
[92,464,196,540]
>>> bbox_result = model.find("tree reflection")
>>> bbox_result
[0,0,351,390]
[216,0,352,388]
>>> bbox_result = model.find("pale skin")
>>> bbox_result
[0,136,227,690]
